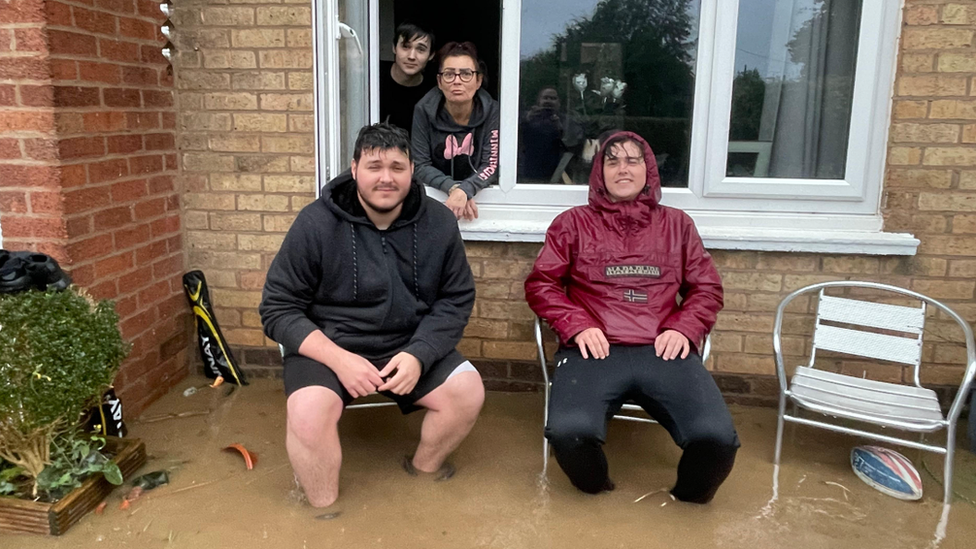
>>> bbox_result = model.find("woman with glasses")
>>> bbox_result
[411,41,499,220]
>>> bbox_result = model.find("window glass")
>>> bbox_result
[726,0,861,179]
[518,0,702,187]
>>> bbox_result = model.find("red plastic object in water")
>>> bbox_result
[223,444,258,470]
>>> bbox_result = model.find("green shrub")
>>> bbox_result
[0,289,129,495]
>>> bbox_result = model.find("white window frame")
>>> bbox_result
[312,0,918,254]
[452,0,917,254]
[699,0,891,207]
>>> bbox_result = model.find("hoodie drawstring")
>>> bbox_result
[349,222,420,301]
[412,225,419,297]
[349,223,358,299]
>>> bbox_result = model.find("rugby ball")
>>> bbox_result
[850,445,923,501]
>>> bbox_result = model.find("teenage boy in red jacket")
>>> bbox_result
[525,131,738,503]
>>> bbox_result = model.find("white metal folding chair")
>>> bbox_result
[278,344,397,411]
[535,318,711,476]
[772,281,976,503]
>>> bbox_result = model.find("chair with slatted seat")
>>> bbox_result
[534,317,711,476]
[773,281,976,503]
[278,344,397,411]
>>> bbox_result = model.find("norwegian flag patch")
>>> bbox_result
[623,289,648,303]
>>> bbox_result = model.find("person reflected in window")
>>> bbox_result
[412,41,499,221]
[519,87,583,183]
[380,22,435,133]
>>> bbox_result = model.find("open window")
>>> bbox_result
[313,0,501,178]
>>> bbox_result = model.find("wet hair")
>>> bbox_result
[601,134,642,162]
[437,41,481,72]
[393,22,434,51]
[353,123,411,162]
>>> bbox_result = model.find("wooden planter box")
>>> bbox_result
[0,437,146,536]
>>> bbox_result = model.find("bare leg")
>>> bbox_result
[411,371,485,472]
[286,386,344,507]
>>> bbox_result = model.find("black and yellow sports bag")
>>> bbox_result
[182,270,248,386]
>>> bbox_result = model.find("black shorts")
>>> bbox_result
[282,349,471,414]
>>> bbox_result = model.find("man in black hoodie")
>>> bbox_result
[260,123,483,508]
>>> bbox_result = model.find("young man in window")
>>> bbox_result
[380,22,435,133]
[525,131,739,503]
[260,123,483,508]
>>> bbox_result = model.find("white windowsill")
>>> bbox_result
[460,220,918,255]
[452,206,919,255]
[427,190,920,256]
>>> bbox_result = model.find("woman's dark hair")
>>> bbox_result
[393,22,434,50]
[353,123,411,162]
[437,41,480,71]
[601,134,642,161]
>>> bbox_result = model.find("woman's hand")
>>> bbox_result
[462,198,479,220]
[446,188,468,219]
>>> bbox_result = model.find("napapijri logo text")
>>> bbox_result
[604,265,661,278]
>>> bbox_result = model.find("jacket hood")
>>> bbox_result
[587,131,662,231]
[416,87,494,132]
[321,169,425,229]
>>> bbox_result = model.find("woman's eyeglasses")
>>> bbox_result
[438,70,479,83]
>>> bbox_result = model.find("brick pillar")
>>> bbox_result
[0,0,189,414]
[0,0,67,259]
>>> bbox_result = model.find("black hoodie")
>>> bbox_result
[411,87,500,198]
[259,172,475,373]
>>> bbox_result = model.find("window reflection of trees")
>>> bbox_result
[519,0,700,187]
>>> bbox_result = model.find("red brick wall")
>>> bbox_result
[0,0,66,259]
[0,0,187,414]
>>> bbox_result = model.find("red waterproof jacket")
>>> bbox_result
[524,132,723,352]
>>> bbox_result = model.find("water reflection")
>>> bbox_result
[763,459,956,549]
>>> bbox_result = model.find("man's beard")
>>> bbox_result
[357,187,404,214]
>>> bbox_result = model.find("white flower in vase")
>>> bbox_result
[598,77,616,105]
[572,73,588,113]
[611,81,627,103]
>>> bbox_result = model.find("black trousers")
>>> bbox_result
[545,345,740,503]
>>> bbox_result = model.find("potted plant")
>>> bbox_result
[0,287,146,535]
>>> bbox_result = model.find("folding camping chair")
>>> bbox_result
[535,318,711,476]
[772,281,976,503]
[278,344,397,411]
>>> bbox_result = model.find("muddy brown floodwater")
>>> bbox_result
[4,376,976,549]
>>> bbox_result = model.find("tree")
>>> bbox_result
[729,67,765,141]
[521,0,696,118]
[518,0,698,186]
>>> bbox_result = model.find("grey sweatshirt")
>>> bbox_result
[411,88,500,198]
[259,172,475,372]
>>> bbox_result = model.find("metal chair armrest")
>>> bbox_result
[534,317,550,386]
[772,285,815,394]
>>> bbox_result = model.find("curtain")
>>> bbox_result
[761,0,861,179]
